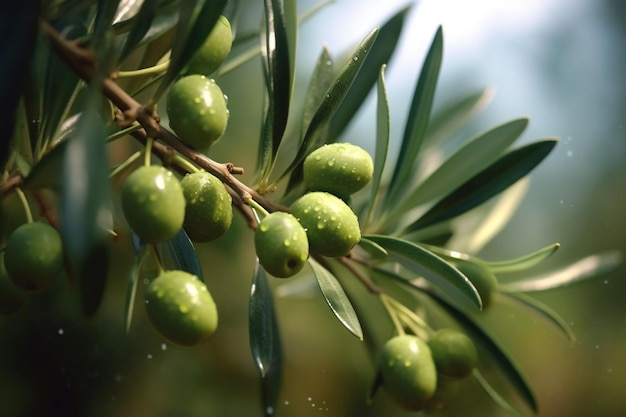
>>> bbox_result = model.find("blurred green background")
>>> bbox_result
[1,0,625,416]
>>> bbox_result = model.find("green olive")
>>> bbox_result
[144,270,218,347]
[167,75,229,151]
[121,166,186,243]
[0,258,28,314]
[428,328,478,379]
[180,172,233,242]
[455,260,498,308]
[3,222,63,293]
[378,335,438,411]
[290,192,361,257]
[303,143,374,197]
[255,212,309,278]
[184,15,232,77]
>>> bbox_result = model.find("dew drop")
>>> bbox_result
[179,304,189,313]
[353,56,359,61]
[58,328,64,335]
[161,343,167,351]
[404,360,411,367]
[283,239,291,247]
[260,224,269,232]
[194,97,201,104]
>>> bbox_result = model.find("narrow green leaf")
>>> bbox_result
[281,47,334,193]
[472,369,528,417]
[500,251,622,293]
[151,0,229,104]
[426,291,539,413]
[125,246,148,333]
[301,47,335,141]
[398,118,529,212]
[256,0,295,182]
[487,243,561,274]
[60,92,113,317]
[407,138,558,232]
[364,64,390,226]
[327,5,411,142]
[21,140,67,189]
[424,87,495,148]
[249,261,278,377]
[364,235,482,310]
[357,237,389,260]
[502,292,576,344]
[94,0,122,41]
[275,27,380,183]
[309,259,364,340]
[163,228,204,281]
[385,26,443,205]
[118,0,159,62]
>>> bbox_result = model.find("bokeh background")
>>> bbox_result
[1,0,625,416]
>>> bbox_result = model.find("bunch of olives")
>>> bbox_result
[120,165,233,345]
[166,16,233,152]
[376,329,478,411]
[253,143,373,278]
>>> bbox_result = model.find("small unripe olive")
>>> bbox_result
[121,166,186,243]
[255,212,309,278]
[144,270,218,347]
[290,192,361,257]
[428,328,478,379]
[4,222,63,293]
[303,143,373,197]
[167,75,229,151]
[378,335,438,411]
[180,172,232,242]
[184,15,232,77]
[455,260,498,308]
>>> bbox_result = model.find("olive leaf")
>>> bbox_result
[21,140,68,189]
[501,292,576,344]
[472,369,527,417]
[124,245,148,333]
[327,5,411,142]
[60,91,113,317]
[249,261,279,377]
[160,228,204,281]
[250,261,284,416]
[385,26,443,206]
[486,243,561,274]
[499,251,622,293]
[256,0,297,183]
[405,138,558,233]
[424,87,495,148]
[364,235,482,310]
[363,64,390,226]
[309,258,364,340]
[117,0,159,62]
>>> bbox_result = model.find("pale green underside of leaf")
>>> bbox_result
[159,228,204,281]
[486,243,561,274]
[309,259,364,340]
[499,251,622,293]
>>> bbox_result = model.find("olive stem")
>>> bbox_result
[170,154,202,174]
[380,294,405,336]
[386,296,434,336]
[15,187,33,224]
[144,138,154,167]
[106,123,143,143]
[149,244,165,275]
[245,198,270,218]
[109,151,142,179]
[115,60,170,79]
